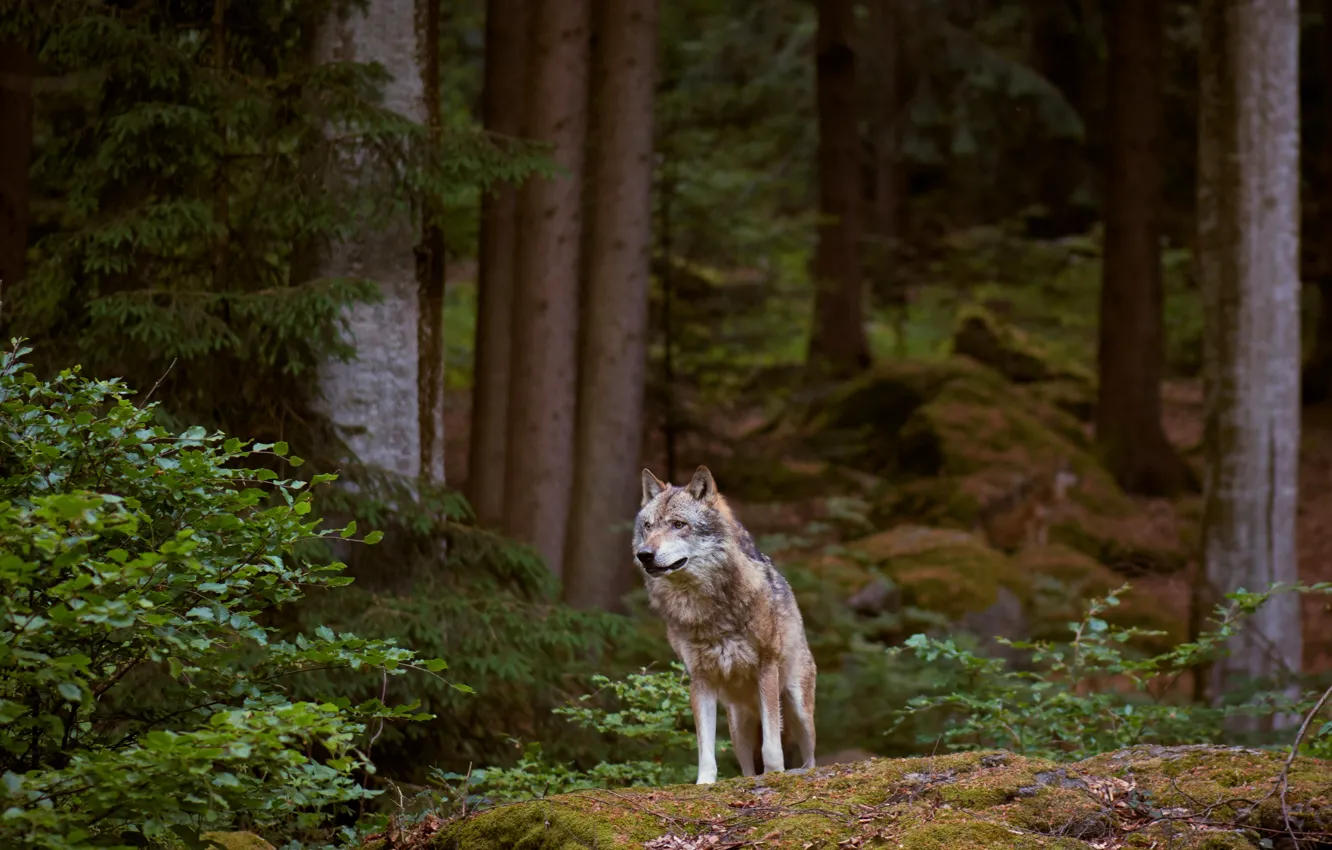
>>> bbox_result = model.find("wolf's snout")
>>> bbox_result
[636,551,656,567]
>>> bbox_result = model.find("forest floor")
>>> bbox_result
[442,373,1332,676]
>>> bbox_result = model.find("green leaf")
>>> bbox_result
[364,530,384,545]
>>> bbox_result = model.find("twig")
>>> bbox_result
[1279,681,1332,848]
[368,668,390,751]
[140,358,178,406]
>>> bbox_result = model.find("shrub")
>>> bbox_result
[0,341,455,849]
[894,582,1332,760]
[439,665,701,804]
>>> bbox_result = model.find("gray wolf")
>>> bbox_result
[634,465,817,785]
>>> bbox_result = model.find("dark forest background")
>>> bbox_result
[2,0,1332,847]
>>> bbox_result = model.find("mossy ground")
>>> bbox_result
[403,747,1332,849]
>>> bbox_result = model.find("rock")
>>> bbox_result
[388,746,1332,850]
[843,526,1025,621]
[1013,544,1186,651]
[201,832,275,850]
[844,576,900,616]
[951,306,1093,386]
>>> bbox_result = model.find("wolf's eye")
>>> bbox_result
[643,521,651,529]
[672,520,687,530]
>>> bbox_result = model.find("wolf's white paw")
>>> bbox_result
[762,764,785,775]
[696,773,717,785]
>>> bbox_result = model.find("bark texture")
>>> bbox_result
[0,40,35,296]
[503,0,589,577]
[808,0,869,377]
[416,0,446,487]
[867,0,903,351]
[313,0,426,481]
[1302,0,1332,405]
[1197,0,1302,727]
[562,0,658,611]
[468,0,530,523]
[1095,0,1193,497]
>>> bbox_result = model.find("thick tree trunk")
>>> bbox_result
[0,41,35,296]
[468,0,530,523]
[808,0,869,377]
[563,0,658,611]
[1095,0,1194,497]
[417,0,446,488]
[503,0,589,577]
[313,0,426,482]
[1301,0,1332,405]
[1197,0,1302,729]
[1026,0,1092,238]
[867,0,904,354]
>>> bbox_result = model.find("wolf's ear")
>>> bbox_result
[687,465,718,505]
[641,468,668,506]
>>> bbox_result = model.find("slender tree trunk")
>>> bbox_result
[1302,0,1332,405]
[468,0,530,522]
[808,0,869,377]
[1095,0,1194,497]
[1026,0,1091,237]
[503,0,589,577]
[417,0,446,487]
[314,0,426,482]
[563,0,658,611]
[867,0,905,356]
[1197,0,1302,730]
[0,40,35,297]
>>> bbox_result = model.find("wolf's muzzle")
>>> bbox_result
[639,554,689,577]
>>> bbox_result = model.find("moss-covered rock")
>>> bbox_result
[201,833,274,850]
[951,306,1094,386]
[1014,544,1186,651]
[393,747,1331,850]
[843,526,1025,619]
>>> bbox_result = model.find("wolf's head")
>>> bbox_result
[633,465,729,579]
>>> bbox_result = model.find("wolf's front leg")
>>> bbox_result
[690,679,718,784]
[757,663,784,774]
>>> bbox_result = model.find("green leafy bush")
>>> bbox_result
[0,342,453,849]
[894,582,1332,760]
[443,665,702,803]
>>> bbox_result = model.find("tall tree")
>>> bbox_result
[1197,0,1302,727]
[469,0,530,524]
[808,0,869,376]
[563,0,659,610]
[1302,0,1332,405]
[1095,0,1193,496]
[866,0,904,353]
[314,0,429,483]
[417,0,446,488]
[0,40,34,297]
[503,0,590,577]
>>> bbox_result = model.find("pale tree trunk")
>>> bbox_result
[808,0,869,377]
[503,0,589,577]
[417,0,446,488]
[867,0,904,355]
[314,0,426,483]
[563,0,658,611]
[0,40,35,297]
[1095,0,1194,497]
[468,0,529,524]
[1197,0,1302,730]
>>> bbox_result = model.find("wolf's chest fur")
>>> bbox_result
[648,558,769,682]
